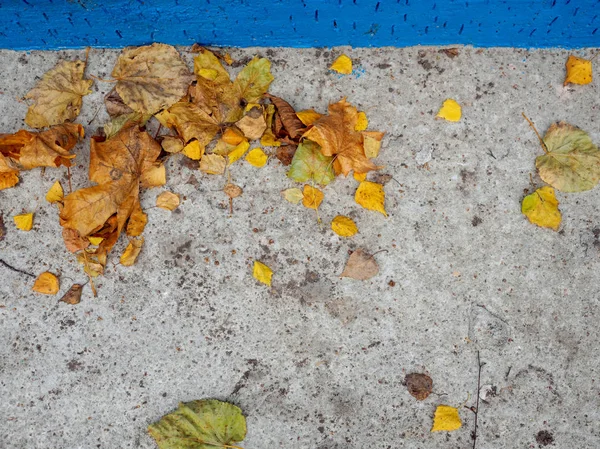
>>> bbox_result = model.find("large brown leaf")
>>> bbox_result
[265,93,305,140]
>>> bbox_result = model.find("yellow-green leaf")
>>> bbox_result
[522,186,561,231]
[288,140,334,186]
[536,121,600,192]
[45,180,64,203]
[355,181,386,216]
[253,261,273,286]
[436,99,461,122]
[330,54,353,74]
[282,187,304,204]
[331,215,358,237]
[431,405,462,432]
[148,399,247,449]
[233,56,274,103]
[246,148,268,167]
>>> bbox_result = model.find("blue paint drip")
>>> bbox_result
[0,0,599,49]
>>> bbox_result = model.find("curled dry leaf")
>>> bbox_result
[564,55,592,86]
[303,98,382,176]
[112,43,194,114]
[405,373,433,401]
[275,145,297,166]
[60,283,83,305]
[265,93,305,140]
[253,261,273,286]
[156,191,180,211]
[522,186,561,231]
[340,248,379,280]
[32,271,60,295]
[536,122,600,192]
[120,237,144,266]
[24,59,93,129]
[148,399,247,449]
[0,215,5,242]
[0,123,84,190]
[431,405,462,432]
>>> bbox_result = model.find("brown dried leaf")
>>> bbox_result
[405,373,433,400]
[224,183,243,198]
[235,105,267,140]
[438,48,459,58]
[60,283,83,305]
[265,94,305,141]
[105,88,134,117]
[275,145,297,166]
[340,248,379,280]
[0,214,5,241]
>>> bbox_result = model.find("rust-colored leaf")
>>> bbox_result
[405,373,433,400]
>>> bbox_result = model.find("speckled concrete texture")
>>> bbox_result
[1,46,600,449]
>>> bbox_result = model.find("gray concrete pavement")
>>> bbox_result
[1,46,600,448]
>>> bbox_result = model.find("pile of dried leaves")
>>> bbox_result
[2,44,387,296]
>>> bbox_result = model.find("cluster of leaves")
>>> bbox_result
[3,45,388,296]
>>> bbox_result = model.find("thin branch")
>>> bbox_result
[0,259,35,278]
[521,112,548,154]
[472,350,484,449]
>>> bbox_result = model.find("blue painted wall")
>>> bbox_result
[1,0,599,49]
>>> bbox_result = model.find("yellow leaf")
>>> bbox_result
[302,184,324,210]
[228,140,250,165]
[0,172,19,190]
[355,112,368,131]
[331,215,358,237]
[223,53,233,65]
[330,54,353,75]
[222,128,245,146]
[281,188,304,204]
[431,405,462,432]
[245,148,268,167]
[126,203,148,237]
[355,181,386,216]
[161,136,184,153]
[260,130,281,147]
[200,154,226,175]
[436,99,461,122]
[45,180,64,203]
[156,191,180,211]
[353,172,367,182]
[564,55,592,86]
[32,271,60,295]
[14,213,34,231]
[296,109,322,126]
[88,236,104,245]
[253,260,273,286]
[363,131,385,159]
[182,140,204,160]
[522,186,561,231]
[120,237,144,267]
[197,68,219,81]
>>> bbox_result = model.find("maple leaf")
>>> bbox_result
[288,140,334,185]
[156,101,220,147]
[112,43,194,114]
[522,186,561,231]
[0,124,84,190]
[60,122,165,266]
[24,60,93,129]
[148,399,247,449]
[303,99,381,176]
[536,122,600,192]
[564,55,592,86]
[340,248,379,280]
[431,405,462,432]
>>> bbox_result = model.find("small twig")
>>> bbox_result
[87,104,102,125]
[472,350,485,449]
[154,123,163,140]
[521,112,548,154]
[66,167,73,193]
[589,50,600,62]
[0,259,35,278]
[89,74,117,83]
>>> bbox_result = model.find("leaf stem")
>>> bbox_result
[89,74,118,83]
[521,112,548,154]
[472,350,484,449]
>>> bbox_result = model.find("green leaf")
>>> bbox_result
[193,49,231,86]
[288,140,335,186]
[148,399,246,449]
[536,122,600,192]
[233,57,274,103]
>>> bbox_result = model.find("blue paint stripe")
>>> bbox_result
[0,0,599,49]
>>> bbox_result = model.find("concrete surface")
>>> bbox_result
[1,46,600,449]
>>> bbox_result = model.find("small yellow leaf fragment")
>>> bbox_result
[564,55,592,86]
[14,213,34,231]
[282,188,304,204]
[32,271,60,295]
[296,109,322,126]
[260,130,281,147]
[331,215,358,237]
[156,191,180,211]
[197,68,219,81]
[120,237,144,267]
[431,405,462,432]
[200,154,226,175]
[182,140,204,160]
[228,140,250,165]
[253,260,273,286]
[246,148,268,167]
[88,236,104,245]
[330,54,353,75]
[353,172,367,182]
[45,180,64,203]
[355,181,386,216]
[223,53,233,65]
[0,172,19,190]
[355,112,368,131]
[222,127,245,146]
[436,99,461,122]
[521,186,561,231]
[161,136,184,153]
[302,184,324,210]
